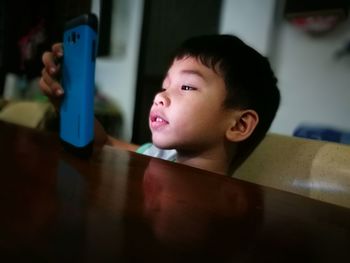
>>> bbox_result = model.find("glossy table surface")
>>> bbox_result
[0,120,350,262]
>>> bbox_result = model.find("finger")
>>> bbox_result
[39,75,54,97]
[42,51,58,75]
[40,68,64,97]
[39,76,64,108]
[41,68,54,87]
[52,43,63,57]
[51,81,64,97]
[39,77,61,110]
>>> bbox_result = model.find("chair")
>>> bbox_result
[234,133,350,209]
[0,101,55,129]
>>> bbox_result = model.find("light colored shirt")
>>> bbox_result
[137,143,177,161]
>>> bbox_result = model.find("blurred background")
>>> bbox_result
[0,0,350,145]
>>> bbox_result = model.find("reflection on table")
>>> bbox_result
[0,120,350,262]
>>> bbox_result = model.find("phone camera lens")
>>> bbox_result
[72,32,76,43]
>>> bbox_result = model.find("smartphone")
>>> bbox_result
[60,13,98,157]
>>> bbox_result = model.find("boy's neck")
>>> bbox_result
[176,144,236,175]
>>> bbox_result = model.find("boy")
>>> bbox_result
[39,34,280,175]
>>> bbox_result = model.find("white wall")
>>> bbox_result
[220,0,350,135]
[93,0,144,141]
[220,0,276,55]
[270,20,350,135]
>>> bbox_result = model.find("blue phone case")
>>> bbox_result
[60,13,98,156]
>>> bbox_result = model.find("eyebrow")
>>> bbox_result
[180,69,207,82]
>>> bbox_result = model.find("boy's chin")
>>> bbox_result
[152,141,173,150]
[152,137,175,150]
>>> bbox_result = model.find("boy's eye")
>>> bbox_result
[181,85,196,91]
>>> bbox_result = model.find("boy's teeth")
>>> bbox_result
[156,117,163,122]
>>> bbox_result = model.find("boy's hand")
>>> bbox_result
[39,43,109,149]
[39,43,64,109]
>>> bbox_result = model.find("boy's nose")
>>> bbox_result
[153,92,169,107]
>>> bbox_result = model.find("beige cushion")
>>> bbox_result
[234,133,350,209]
[0,101,54,129]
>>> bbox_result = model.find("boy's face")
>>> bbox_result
[149,56,235,151]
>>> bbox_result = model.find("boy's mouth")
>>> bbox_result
[150,112,169,129]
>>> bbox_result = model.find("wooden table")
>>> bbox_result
[0,120,349,262]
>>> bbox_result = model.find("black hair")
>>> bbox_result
[171,34,280,171]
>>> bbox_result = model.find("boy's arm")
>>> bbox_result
[94,118,139,151]
[106,136,139,152]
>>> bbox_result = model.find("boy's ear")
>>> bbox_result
[226,110,259,142]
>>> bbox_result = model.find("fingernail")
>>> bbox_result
[56,89,64,96]
[50,67,56,74]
